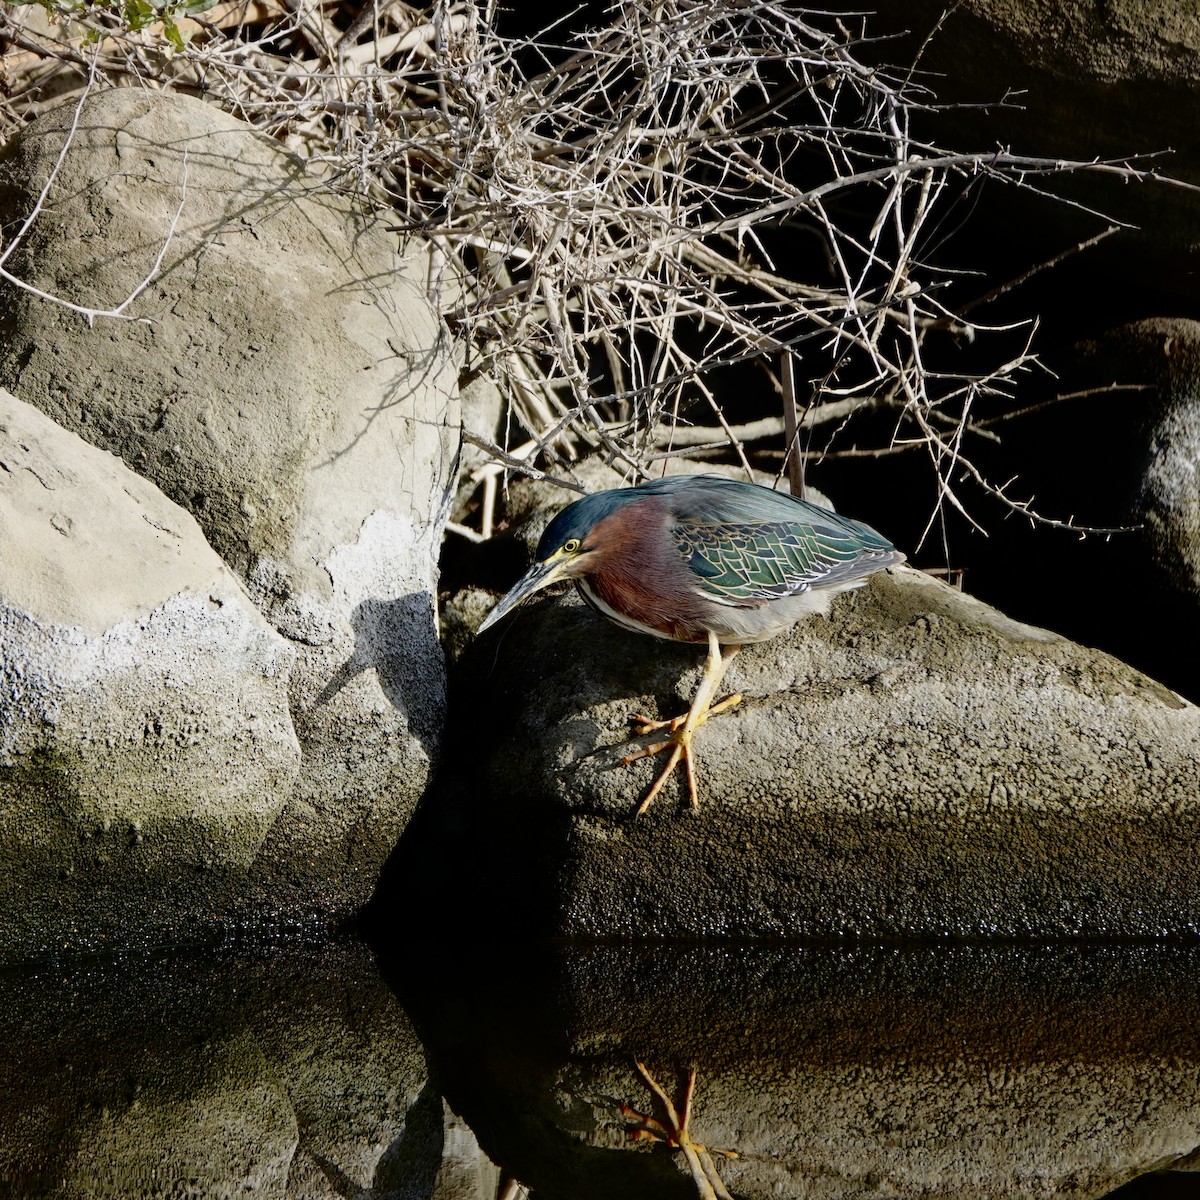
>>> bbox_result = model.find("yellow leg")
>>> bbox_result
[621,632,740,815]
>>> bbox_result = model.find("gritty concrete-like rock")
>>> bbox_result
[0,89,461,927]
[0,388,298,962]
[416,543,1200,939]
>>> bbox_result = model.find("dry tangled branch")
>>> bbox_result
[0,0,1166,540]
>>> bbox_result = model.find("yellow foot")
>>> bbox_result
[621,1062,737,1200]
[631,734,692,817]
[621,694,742,816]
[628,693,743,738]
[620,635,742,817]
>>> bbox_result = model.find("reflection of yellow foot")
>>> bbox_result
[621,1062,737,1200]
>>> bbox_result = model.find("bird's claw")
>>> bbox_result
[621,735,678,763]
[633,738,692,816]
[629,693,742,738]
[629,712,685,736]
[621,694,744,816]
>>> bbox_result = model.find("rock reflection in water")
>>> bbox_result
[2,940,1198,1198]
[0,939,496,1199]
[383,942,1200,1200]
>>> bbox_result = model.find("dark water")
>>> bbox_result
[1,938,1199,1198]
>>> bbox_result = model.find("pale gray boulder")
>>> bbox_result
[0,88,461,924]
[0,388,298,962]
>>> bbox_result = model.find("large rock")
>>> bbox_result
[0,388,298,963]
[391,544,1200,939]
[0,89,461,923]
[1091,318,1200,607]
[858,0,1200,281]
[949,317,1200,703]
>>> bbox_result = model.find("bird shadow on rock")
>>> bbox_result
[313,592,444,759]
[469,593,713,809]
[462,591,704,752]
[364,593,702,939]
[370,1078,446,1197]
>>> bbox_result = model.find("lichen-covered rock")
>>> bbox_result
[0,389,298,962]
[402,556,1200,939]
[0,89,461,924]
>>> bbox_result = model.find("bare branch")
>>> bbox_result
[0,0,1169,536]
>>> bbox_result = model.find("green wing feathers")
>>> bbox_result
[674,520,897,602]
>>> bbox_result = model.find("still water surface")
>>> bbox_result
[1,938,1198,1198]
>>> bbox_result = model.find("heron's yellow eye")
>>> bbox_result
[562,538,582,553]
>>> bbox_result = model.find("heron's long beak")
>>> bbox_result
[476,556,571,635]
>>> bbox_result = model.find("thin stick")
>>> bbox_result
[780,350,805,498]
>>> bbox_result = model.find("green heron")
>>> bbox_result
[478,474,903,814]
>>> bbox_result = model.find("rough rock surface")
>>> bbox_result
[0,388,298,962]
[863,0,1200,274]
[405,548,1200,939]
[1092,318,1200,605]
[396,942,1200,1200]
[0,89,461,925]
